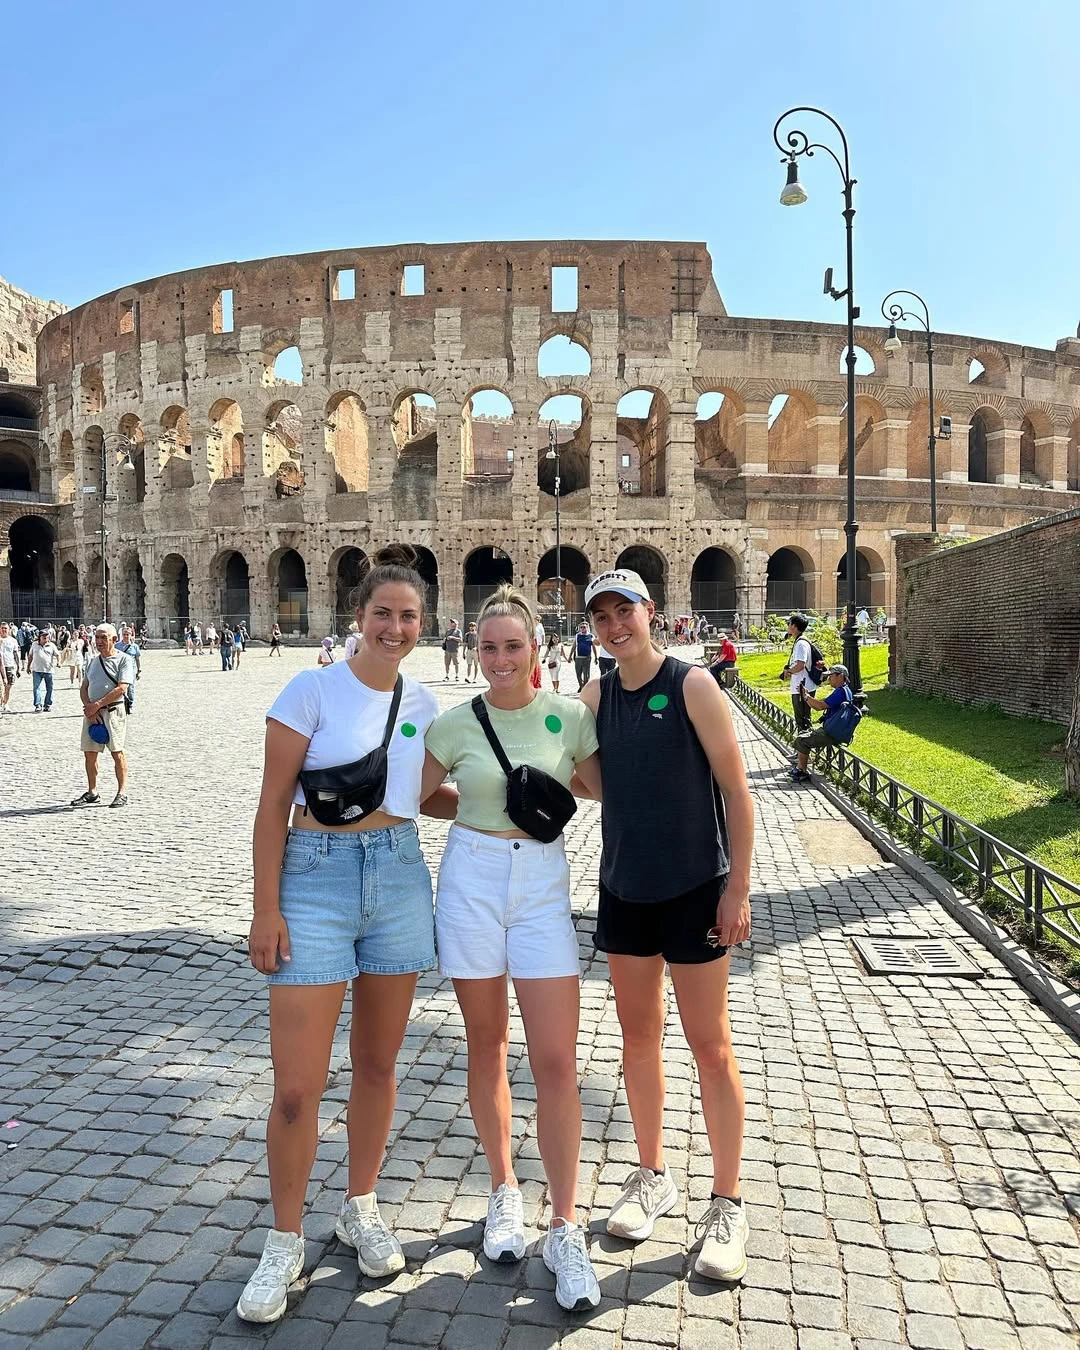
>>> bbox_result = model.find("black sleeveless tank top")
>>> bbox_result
[596,656,729,902]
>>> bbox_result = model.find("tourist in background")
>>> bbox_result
[270,623,282,656]
[544,631,569,691]
[442,619,462,681]
[572,620,595,690]
[781,614,815,733]
[463,621,479,682]
[115,626,142,708]
[317,637,335,667]
[30,629,60,712]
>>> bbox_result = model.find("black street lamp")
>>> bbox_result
[881,290,951,535]
[774,106,863,698]
[98,432,136,622]
[545,419,563,636]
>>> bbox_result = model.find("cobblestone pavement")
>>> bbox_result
[1,647,1078,1350]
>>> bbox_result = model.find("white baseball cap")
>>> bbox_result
[584,569,652,611]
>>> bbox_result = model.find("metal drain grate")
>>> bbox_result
[852,935,983,978]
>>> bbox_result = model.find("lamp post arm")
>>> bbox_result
[773,107,853,188]
[881,290,937,534]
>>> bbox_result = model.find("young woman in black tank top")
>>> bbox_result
[578,568,754,1284]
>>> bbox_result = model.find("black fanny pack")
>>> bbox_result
[298,678,403,827]
[470,696,576,844]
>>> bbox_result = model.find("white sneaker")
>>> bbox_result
[236,1228,304,1323]
[483,1183,526,1262]
[694,1196,750,1281]
[606,1165,678,1240]
[335,1194,405,1277]
[543,1220,601,1311]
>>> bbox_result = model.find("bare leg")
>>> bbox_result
[267,983,347,1232]
[608,954,667,1171]
[112,751,128,794]
[346,972,418,1197]
[453,977,515,1190]
[83,749,99,794]
[670,958,744,1197]
[514,976,582,1222]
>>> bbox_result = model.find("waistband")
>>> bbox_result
[448,823,566,861]
[286,821,417,854]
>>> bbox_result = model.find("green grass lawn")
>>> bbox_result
[736,645,1080,889]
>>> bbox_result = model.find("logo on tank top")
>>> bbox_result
[647,693,668,720]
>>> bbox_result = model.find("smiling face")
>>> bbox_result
[587,593,655,662]
[477,614,535,694]
[357,581,424,666]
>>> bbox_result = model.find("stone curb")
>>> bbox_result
[732,697,1080,1042]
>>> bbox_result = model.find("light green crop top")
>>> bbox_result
[425,690,598,833]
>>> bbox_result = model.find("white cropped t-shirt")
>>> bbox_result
[267,661,439,816]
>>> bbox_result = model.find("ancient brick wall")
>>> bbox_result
[894,510,1080,725]
[0,276,64,384]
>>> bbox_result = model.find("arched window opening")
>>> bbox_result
[81,368,104,416]
[208,400,244,484]
[841,346,875,376]
[272,346,303,385]
[615,546,667,615]
[537,395,590,496]
[392,393,437,459]
[691,548,738,625]
[616,390,668,497]
[265,401,303,494]
[276,549,308,634]
[463,547,514,625]
[160,554,190,636]
[83,427,104,497]
[115,414,145,506]
[413,547,440,637]
[967,410,997,484]
[8,516,55,603]
[326,394,369,493]
[0,392,35,421]
[835,550,878,611]
[538,335,591,379]
[766,548,808,615]
[695,392,740,469]
[968,358,986,384]
[60,561,79,594]
[219,551,251,628]
[538,547,590,629]
[115,551,146,627]
[333,548,367,632]
[462,391,514,477]
[58,431,76,503]
[768,394,812,474]
[838,397,882,476]
[0,442,35,494]
[1019,416,1047,486]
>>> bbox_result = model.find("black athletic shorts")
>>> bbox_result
[593,875,729,964]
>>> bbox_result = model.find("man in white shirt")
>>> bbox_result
[30,630,61,712]
[781,614,816,732]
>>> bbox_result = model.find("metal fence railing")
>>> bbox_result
[731,676,1080,956]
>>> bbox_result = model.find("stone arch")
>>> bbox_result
[83,426,104,496]
[271,547,308,634]
[463,546,514,625]
[964,346,1009,388]
[462,390,514,476]
[840,344,877,376]
[265,398,303,494]
[905,399,934,479]
[116,413,146,505]
[325,392,369,492]
[208,399,244,483]
[616,389,668,497]
[7,514,55,596]
[836,546,885,611]
[114,548,146,626]
[57,430,76,503]
[1019,409,1053,486]
[694,389,743,468]
[538,545,590,623]
[537,393,590,495]
[615,545,668,614]
[81,366,104,416]
[412,546,440,636]
[839,395,886,475]
[767,390,816,474]
[210,548,251,627]
[0,440,37,493]
[766,545,815,615]
[967,406,1002,484]
[392,391,438,459]
[160,553,190,630]
[331,546,367,629]
[537,334,591,379]
[267,343,303,386]
[691,547,738,623]
[60,560,79,595]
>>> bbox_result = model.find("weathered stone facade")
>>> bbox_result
[17,241,1080,636]
[0,275,64,386]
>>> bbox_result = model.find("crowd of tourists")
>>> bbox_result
[239,550,754,1324]
[0,619,142,720]
[182,620,249,669]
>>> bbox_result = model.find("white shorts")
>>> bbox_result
[435,825,579,980]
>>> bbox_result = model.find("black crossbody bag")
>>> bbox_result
[298,678,403,827]
[470,696,576,844]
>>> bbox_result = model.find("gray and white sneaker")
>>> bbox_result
[694,1196,750,1282]
[543,1220,601,1311]
[335,1195,405,1277]
[483,1182,526,1262]
[605,1164,678,1240]
[236,1228,304,1323]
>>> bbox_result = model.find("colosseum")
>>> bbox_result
[3,241,1080,638]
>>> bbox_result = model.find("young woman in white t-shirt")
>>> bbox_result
[421,585,603,1313]
[239,546,450,1326]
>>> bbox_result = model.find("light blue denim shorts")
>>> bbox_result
[268,823,435,984]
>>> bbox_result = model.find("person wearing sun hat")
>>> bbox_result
[71,623,136,808]
[577,567,755,1285]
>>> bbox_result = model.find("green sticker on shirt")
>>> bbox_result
[647,694,669,712]
[545,714,563,734]
[400,723,417,738]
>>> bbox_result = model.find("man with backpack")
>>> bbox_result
[781,614,825,733]
[789,664,861,782]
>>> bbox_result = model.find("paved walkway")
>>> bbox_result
[0,647,1077,1350]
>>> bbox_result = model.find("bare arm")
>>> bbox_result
[803,690,830,710]
[249,719,309,973]
[571,750,602,801]
[419,750,457,819]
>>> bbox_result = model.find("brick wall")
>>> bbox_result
[894,510,1080,725]
[0,275,64,383]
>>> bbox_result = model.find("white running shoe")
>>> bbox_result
[694,1196,750,1282]
[335,1195,405,1277]
[543,1220,601,1311]
[483,1183,526,1262]
[605,1165,678,1240]
[236,1228,304,1323]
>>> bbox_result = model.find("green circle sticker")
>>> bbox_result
[544,714,563,734]
[647,694,669,712]
[400,723,417,738]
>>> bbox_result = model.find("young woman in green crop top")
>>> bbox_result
[421,584,603,1313]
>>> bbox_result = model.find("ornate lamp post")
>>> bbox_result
[545,419,563,636]
[774,106,863,697]
[98,432,136,621]
[881,290,950,535]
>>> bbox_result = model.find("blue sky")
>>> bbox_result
[4,0,1077,351]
